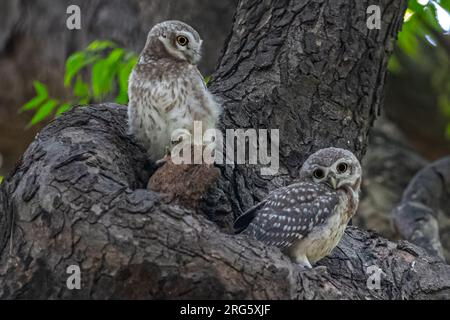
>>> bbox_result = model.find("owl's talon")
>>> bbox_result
[298,265,312,271]
[314,265,328,273]
[155,152,171,168]
[155,158,166,167]
[293,255,312,269]
[165,146,171,156]
[171,136,184,145]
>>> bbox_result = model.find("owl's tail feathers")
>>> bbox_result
[233,200,266,234]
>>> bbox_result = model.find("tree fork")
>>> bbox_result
[2,0,450,300]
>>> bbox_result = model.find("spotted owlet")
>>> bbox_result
[234,147,362,268]
[128,20,221,163]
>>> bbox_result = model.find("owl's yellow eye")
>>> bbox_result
[176,36,189,46]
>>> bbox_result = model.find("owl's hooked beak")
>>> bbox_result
[326,175,337,189]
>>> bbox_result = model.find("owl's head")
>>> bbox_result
[143,20,203,65]
[299,147,362,193]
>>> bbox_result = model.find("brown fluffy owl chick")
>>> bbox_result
[148,158,220,211]
[128,20,221,163]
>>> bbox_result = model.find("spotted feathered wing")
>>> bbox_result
[234,181,341,250]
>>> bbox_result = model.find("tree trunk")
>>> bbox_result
[2,0,450,300]
[208,0,409,227]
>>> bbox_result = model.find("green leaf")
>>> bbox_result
[20,81,49,112]
[87,40,116,52]
[204,75,211,86]
[446,123,450,140]
[65,52,86,87]
[439,95,450,116]
[79,97,90,105]
[438,0,450,12]
[74,76,90,99]
[397,29,419,58]
[91,60,110,99]
[20,96,47,112]
[115,56,137,104]
[119,56,137,90]
[106,48,125,65]
[55,103,72,117]
[92,48,124,100]
[27,99,58,128]
[0,176,3,184]
[422,4,442,32]
[408,0,425,13]
[115,92,129,105]
[388,56,402,74]
[64,52,100,87]
[34,81,48,98]
[397,13,428,60]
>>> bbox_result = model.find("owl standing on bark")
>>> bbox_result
[234,148,362,268]
[128,20,221,163]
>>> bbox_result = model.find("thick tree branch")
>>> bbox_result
[393,157,450,262]
[1,105,449,299]
[2,0,447,300]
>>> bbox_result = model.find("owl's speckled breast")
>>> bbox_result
[290,192,352,264]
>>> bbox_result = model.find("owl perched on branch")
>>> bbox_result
[234,148,362,268]
[128,20,221,164]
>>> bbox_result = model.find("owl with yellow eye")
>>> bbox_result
[128,20,221,164]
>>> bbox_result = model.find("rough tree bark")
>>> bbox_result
[207,0,411,228]
[1,0,450,299]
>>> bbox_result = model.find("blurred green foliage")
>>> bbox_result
[20,40,210,128]
[20,40,138,127]
[204,75,211,86]
[0,176,3,184]
[389,0,450,138]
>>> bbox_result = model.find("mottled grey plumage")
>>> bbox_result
[234,147,362,268]
[128,20,221,162]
